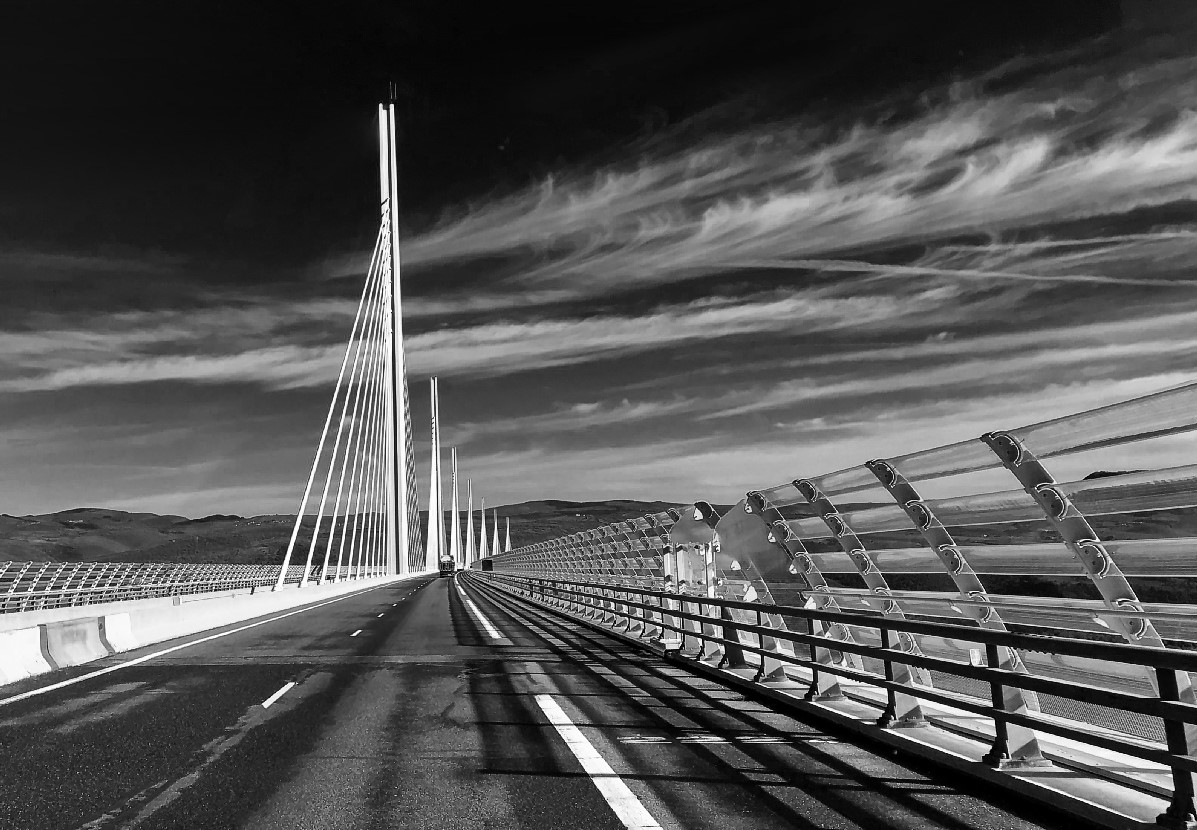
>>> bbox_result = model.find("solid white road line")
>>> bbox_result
[261,681,296,709]
[350,629,363,637]
[0,581,402,708]
[535,694,663,830]
[455,581,503,639]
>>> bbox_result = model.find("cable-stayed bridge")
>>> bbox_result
[2,103,1197,830]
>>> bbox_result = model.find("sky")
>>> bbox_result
[4,1,1197,517]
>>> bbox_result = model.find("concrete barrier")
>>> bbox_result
[0,573,430,689]
[0,627,53,685]
[43,618,109,669]
[99,613,138,653]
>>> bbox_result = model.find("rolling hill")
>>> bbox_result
[0,500,682,565]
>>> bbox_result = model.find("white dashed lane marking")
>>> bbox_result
[261,681,296,709]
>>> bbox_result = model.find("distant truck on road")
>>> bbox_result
[438,556,456,577]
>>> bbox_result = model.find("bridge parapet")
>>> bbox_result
[484,378,1197,828]
[0,561,382,615]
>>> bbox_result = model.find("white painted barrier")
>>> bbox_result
[99,613,138,653]
[0,627,53,685]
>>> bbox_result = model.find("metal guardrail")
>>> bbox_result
[481,379,1197,828]
[0,561,384,614]
[473,571,1197,829]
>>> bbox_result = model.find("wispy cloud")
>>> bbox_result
[443,395,705,446]
[0,287,928,391]
[400,48,1197,304]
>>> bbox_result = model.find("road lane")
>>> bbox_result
[461,574,1076,830]
[0,577,435,830]
[0,571,1077,830]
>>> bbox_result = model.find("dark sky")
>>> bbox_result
[2,2,1119,261]
[7,1,1197,517]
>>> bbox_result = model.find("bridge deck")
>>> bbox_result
[1,576,1071,829]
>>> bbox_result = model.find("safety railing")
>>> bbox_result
[471,571,1197,829]
[479,378,1197,827]
[0,561,385,614]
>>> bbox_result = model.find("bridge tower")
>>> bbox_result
[464,481,476,566]
[424,377,445,571]
[272,101,423,587]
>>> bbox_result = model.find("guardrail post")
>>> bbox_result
[977,642,1046,767]
[640,590,663,641]
[806,615,843,702]
[876,626,898,727]
[678,596,703,658]
[613,586,632,632]
[625,587,645,636]
[699,543,726,666]
[1156,667,1197,830]
[716,604,751,670]
[752,608,787,681]
[982,642,1011,765]
[876,626,926,729]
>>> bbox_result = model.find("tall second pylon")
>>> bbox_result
[424,377,445,571]
[449,447,461,567]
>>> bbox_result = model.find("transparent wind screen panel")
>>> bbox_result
[803,465,883,496]
[757,483,805,509]
[1060,465,1197,516]
[953,542,1079,575]
[1097,538,1197,577]
[923,489,1043,527]
[786,516,834,539]
[1017,380,1197,459]
[835,504,915,535]
[886,438,1000,484]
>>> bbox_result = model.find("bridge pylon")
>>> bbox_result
[425,377,445,571]
[272,102,423,588]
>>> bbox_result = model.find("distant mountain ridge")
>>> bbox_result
[0,500,682,564]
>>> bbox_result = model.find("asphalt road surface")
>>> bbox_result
[0,573,1074,829]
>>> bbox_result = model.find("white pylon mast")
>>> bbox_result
[504,516,511,554]
[449,448,461,567]
[479,498,489,559]
[464,480,476,566]
[380,101,409,576]
[425,377,444,570]
[491,508,501,559]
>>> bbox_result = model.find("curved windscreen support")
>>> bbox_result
[867,458,1044,764]
[667,504,718,595]
[590,529,612,579]
[643,514,673,589]
[615,520,654,587]
[982,430,1197,741]
[794,477,930,726]
[618,520,653,587]
[737,491,861,699]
